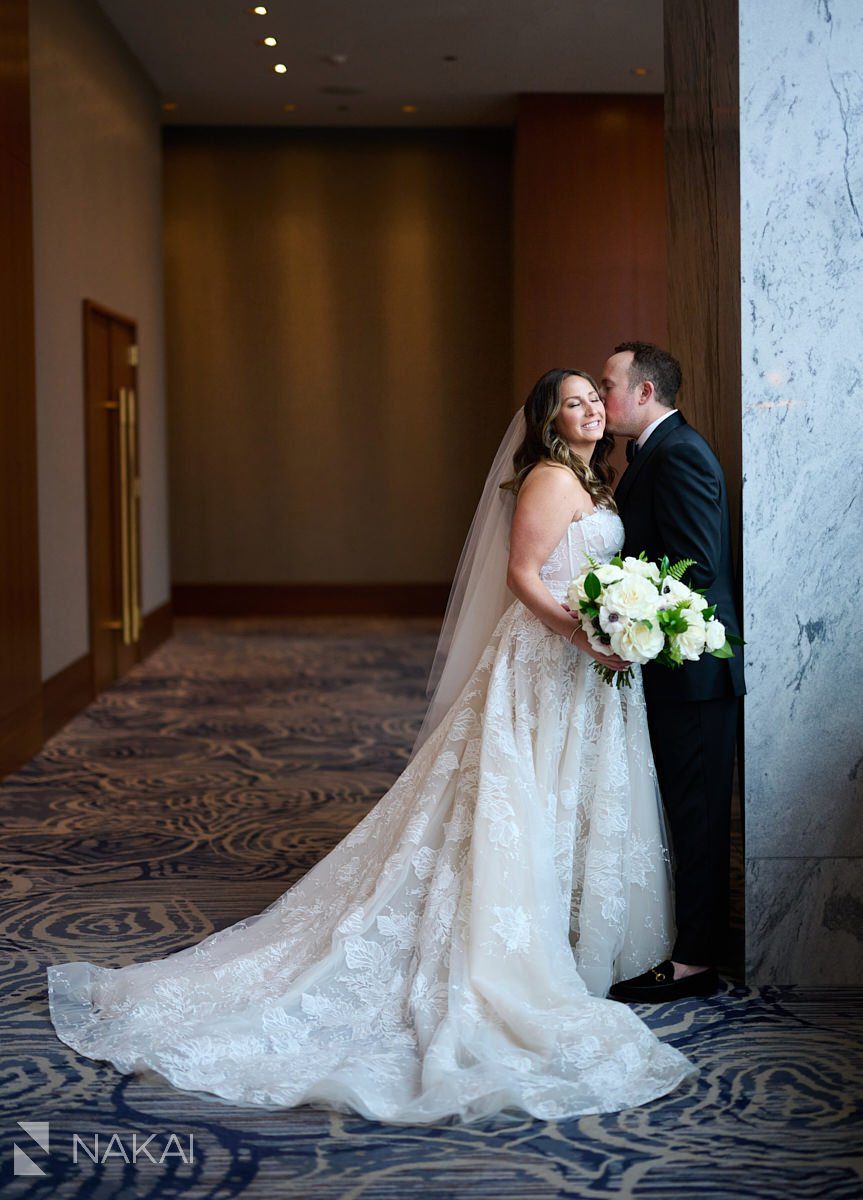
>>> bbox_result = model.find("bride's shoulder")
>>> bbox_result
[520,460,580,496]
[519,461,592,514]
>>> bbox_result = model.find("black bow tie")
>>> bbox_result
[625,439,639,463]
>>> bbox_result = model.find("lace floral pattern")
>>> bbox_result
[47,508,694,1124]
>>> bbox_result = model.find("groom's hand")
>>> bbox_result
[561,604,630,672]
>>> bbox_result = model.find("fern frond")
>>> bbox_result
[668,558,696,581]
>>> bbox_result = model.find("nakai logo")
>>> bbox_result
[13,1121,49,1176]
[12,1121,195,1173]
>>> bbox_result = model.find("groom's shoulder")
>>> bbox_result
[658,415,722,471]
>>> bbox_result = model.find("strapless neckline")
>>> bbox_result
[571,506,613,525]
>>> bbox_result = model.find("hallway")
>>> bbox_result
[3,620,861,1197]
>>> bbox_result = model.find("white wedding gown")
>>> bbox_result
[47,507,695,1123]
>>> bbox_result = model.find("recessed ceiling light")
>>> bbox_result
[274,63,287,74]
[283,103,298,112]
[631,66,650,77]
[325,54,349,65]
[248,5,267,14]
[402,104,417,114]
[255,36,278,46]
[161,101,178,111]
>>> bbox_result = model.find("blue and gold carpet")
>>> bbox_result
[1,618,861,1198]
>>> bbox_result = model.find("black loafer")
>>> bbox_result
[608,960,721,1003]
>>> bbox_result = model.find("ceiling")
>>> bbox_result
[96,0,663,127]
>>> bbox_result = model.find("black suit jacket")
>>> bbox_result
[614,410,745,703]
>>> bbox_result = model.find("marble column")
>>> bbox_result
[739,0,863,985]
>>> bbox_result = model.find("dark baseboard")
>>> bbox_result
[141,599,174,657]
[0,692,43,779]
[42,653,94,741]
[171,583,450,618]
[40,601,174,744]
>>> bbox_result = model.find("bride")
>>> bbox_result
[47,368,696,1124]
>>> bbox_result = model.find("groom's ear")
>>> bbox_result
[639,379,656,405]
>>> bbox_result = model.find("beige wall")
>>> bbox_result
[164,129,512,584]
[30,0,169,679]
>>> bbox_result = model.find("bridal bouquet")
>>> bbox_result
[566,553,741,688]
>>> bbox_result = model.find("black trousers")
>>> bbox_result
[645,695,739,966]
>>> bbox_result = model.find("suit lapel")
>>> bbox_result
[614,410,686,510]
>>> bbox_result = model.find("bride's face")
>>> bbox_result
[553,376,605,451]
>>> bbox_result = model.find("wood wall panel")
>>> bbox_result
[664,0,744,978]
[664,0,742,546]
[0,0,31,165]
[514,94,667,408]
[0,0,42,777]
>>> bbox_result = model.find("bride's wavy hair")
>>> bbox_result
[501,368,617,508]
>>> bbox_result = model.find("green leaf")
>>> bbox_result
[610,555,624,568]
[659,609,688,634]
[584,572,601,602]
[703,604,717,620]
[659,554,670,578]
[726,632,746,646]
[711,642,735,659]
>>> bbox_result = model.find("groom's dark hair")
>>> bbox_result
[614,341,682,408]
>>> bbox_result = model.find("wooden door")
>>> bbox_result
[83,301,142,691]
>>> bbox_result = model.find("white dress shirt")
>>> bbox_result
[636,408,678,451]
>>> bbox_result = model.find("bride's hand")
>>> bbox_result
[561,605,631,672]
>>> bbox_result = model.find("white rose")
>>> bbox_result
[674,612,707,660]
[689,591,709,612]
[568,562,623,608]
[567,577,588,608]
[602,575,660,621]
[594,563,624,584]
[622,556,661,583]
[609,619,665,664]
[705,618,727,651]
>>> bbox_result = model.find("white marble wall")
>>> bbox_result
[740,0,863,984]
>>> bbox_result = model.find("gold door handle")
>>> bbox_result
[118,387,133,645]
[127,388,142,642]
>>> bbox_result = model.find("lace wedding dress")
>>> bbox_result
[47,507,695,1123]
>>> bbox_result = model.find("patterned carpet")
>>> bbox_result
[1,618,861,1199]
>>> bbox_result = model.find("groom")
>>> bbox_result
[599,342,745,1001]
